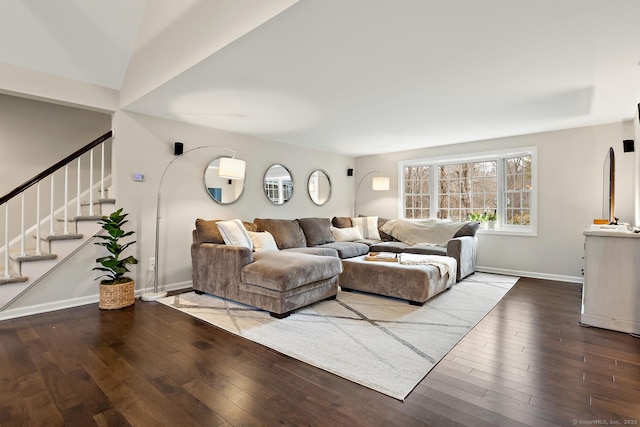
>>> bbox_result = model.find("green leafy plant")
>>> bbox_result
[484,211,497,221]
[93,208,138,284]
[467,212,487,222]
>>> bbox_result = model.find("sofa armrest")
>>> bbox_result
[191,243,253,295]
[446,236,477,281]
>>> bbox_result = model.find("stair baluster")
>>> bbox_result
[3,203,8,279]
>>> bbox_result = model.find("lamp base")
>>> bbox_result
[141,291,168,301]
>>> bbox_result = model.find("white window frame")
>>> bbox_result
[398,146,537,236]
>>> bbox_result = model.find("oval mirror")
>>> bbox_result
[307,169,331,206]
[263,164,293,205]
[204,157,246,204]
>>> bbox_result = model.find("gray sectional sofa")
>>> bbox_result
[191,216,479,318]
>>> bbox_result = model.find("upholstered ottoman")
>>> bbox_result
[339,255,456,305]
[239,251,343,318]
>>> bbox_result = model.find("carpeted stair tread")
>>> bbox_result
[11,253,57,263]
[40,233,83,241]
[75,215,104,221]
[0,276,28,285]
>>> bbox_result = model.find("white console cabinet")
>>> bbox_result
[582,230,640,335]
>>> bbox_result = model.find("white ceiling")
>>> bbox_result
[2,0,640,156]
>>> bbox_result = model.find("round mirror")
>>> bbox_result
[307,169,331,206]
[204,157,246,204]
[263,164,293,205]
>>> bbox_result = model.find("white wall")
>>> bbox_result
[112,111,353,291]
[0,94,112,194]
[355,121,635,281]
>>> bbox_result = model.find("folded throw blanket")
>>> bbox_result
[398,254,457,285]
[380,219,466,246]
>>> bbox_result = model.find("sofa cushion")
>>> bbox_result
[351,216,381,240]
[368,241,411,254]
[297,217,335,246]
[216,219,253,249]
[318,242,369,259]
[254,218,307,249]
[248,231,279,252]
[331,226,363,242]
[195,218,257,244]
[284,247,339,257]
[403,243,447,256]
[242,252,342,292]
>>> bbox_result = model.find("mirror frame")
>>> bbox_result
[263,163,294,205]
[307,169,332,206]
[203,156,246,205]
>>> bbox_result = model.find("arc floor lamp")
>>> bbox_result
[353,170,390,217]
[141,145,246,302]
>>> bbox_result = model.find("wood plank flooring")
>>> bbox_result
[0,277,638,426]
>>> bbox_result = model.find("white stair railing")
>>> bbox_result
[0,131,113,281]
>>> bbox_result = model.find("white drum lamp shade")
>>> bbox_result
[372,176,390,191]
[218,157,246,180]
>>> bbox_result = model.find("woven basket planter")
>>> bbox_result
[99,280,135,310]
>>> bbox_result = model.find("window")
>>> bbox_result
[399,148,536,235]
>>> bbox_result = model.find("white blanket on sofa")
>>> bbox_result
[380,219,465,246]
[399,253,457,285]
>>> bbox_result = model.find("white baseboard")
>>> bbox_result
[477,266,584,284]
[0,294,100,321]
[137,280,193,295]
[0,281,193,321]
[580,313,640,335]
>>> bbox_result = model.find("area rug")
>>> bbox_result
[157,272,518,400]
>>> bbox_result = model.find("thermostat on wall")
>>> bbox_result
[133,173,145,182]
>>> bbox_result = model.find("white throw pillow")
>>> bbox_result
[351,216,381,240]
[248,231,279,252]
[216,219,253,250]
[331,226,363,242]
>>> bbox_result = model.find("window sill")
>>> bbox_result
[477,227,537,237]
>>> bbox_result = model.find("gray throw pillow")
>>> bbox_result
[453,221,480,237]
[254,218,307,249]
[297,217,335,246]
[195,218,258,244]
[332,216,352,228]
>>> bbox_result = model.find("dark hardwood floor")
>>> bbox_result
[0,277,638,426]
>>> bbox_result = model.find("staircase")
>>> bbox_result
[0,131,113,311]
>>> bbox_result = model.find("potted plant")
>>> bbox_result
[93,208,138,309]
[467,211,488,229]
[484,211,497,229]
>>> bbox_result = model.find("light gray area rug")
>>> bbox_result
[158,272,518,400]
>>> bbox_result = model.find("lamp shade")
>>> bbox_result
[218,157,246,180]
[372,176,390,191]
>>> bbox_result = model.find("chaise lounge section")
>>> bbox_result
[191,219,343,318]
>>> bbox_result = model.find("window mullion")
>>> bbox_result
[497,158,505,228]
[430,164,438,219]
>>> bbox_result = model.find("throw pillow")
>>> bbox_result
[331,226,363,242]
[216,219,253,250]
[248,231,279,252]
[195,218,225,244]
[194,218,257,244]
[453,221,480,237]
[331,216,352,228]
[297,217,335,246]
[253,218,307,249]
[351,216,381,240]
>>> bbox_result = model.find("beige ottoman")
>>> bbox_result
[339,255,456,305]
